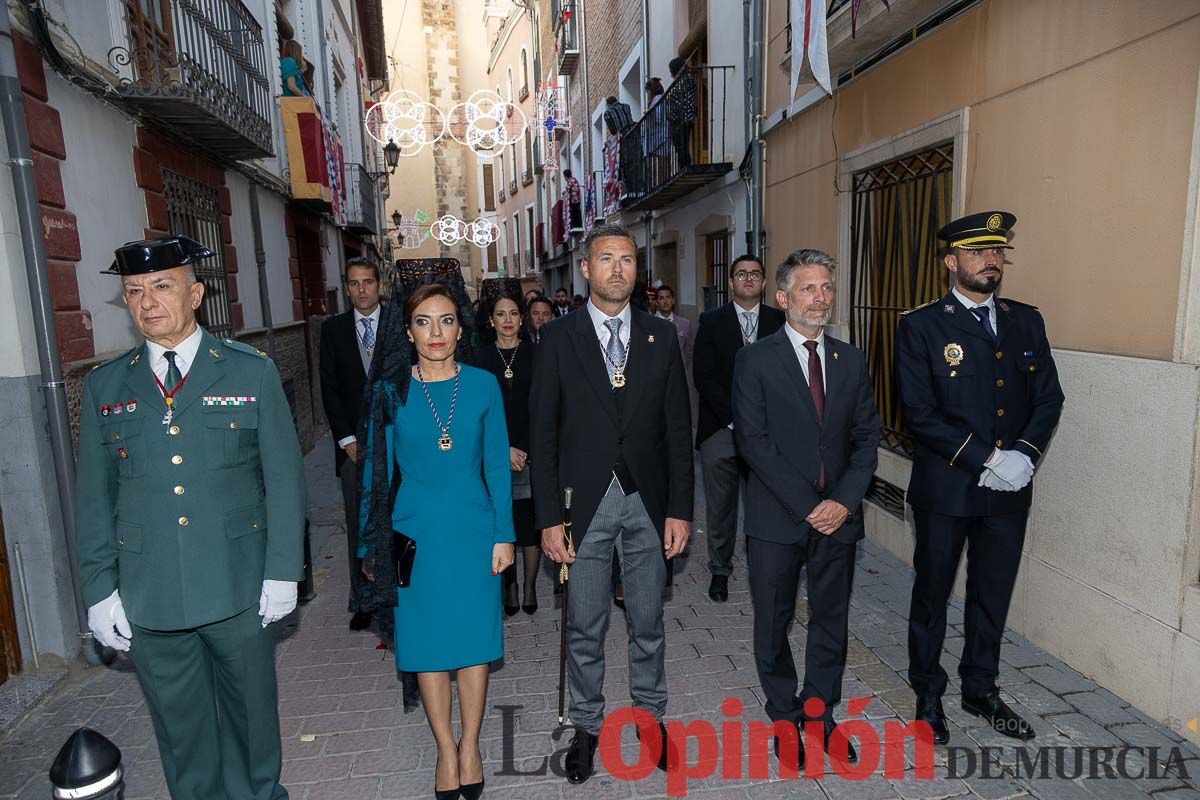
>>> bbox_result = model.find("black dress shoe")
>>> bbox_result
[348,611,372,631]
[564,729,598,784]
[459,780,483,800]
[915,696,950,744]
[772,721,805,770]
[522,587,538,615]
[821,719,857,764]
[707,575,729,602]
[433,789,460,800]
[636,721,679,772]
[962,690,1035,740]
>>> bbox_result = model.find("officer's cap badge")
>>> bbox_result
[943,304,956,314]
[944,343,964,366]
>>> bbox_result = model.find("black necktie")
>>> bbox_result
[164,351,182,388]
[971,306,995,341]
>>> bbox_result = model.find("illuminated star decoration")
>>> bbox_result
[364,89,445,157]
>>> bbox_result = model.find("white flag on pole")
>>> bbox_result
[789,0,833,100]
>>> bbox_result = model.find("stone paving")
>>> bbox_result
[2,435,1198,799]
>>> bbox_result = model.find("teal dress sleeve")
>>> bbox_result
[357,384,396,559]
[482,376,515,543]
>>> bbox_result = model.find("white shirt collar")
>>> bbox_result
[783,323,825,354]
[586,300,631,341]
[733,301,761,318]
[354,305,381,326]
[656,311,674,322]
[951,287,995,311]
[146,324,204,380]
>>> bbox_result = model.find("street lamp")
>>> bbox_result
[392,210,402,229]
[367,139,401,183]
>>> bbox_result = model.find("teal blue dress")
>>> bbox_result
[377,366,515,672]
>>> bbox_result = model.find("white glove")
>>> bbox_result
[87,590,132,652]
[981,449,1035,491]
[259,580,298,627]
[978,468,1017,492]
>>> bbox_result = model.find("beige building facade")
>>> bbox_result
[759,0,1200,743]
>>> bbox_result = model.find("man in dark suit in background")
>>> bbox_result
[897,211,1064,743]
[692,255,785,601]
[531,224,694,785]
[319,256,379,631]
[733,249,880,766]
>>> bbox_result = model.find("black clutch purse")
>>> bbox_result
[393,530,416,588]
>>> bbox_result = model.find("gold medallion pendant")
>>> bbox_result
[438,433,454,451]
[611,370,626,388]
[504,367,514,380]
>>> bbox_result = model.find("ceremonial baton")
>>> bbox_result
[557,486,574,724]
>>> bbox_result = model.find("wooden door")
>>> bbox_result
[0,507,22,684]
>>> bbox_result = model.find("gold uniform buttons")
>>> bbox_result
[996,439,1004,447]
[169,425,181,436]
[172,455,183,465]
[117,538,124,546]
[995,351,1003,359]
[229,421,238,430]
[1028,365,1037,372]
[110,433,121,442]
[995,379,1005,388]
[997,408,1006,417]
[949,370,957,377]
[252,522,260,529]
[174,485,185,495]
[178,516,189,526]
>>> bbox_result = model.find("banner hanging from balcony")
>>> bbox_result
[790,0,832,98]
[603,138,622,217]
[282,96,343,208]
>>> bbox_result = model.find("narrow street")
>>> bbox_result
[0,435,1195,799]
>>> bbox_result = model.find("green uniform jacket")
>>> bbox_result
[75,329,306,631]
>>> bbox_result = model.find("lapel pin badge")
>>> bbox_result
[118,447,128,460]
[113,402,124,415]
[833,351,839,360]
[126,399,137,413]
[100,404,111,417]
[648,335,655,343]
[209,348,220,359]
[998,301,1010,312]
[944,304,956,314]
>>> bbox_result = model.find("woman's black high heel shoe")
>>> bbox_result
[522,586,538,615]
[503,581,519,617]
[459,780,484,800]
[434,789,461,800]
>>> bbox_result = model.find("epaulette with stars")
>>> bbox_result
[222,338,271,359]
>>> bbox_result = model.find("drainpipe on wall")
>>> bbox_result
[0,3,102,666]
[749,0,765,256]
[248,181,277,360]
[527,2,544,280]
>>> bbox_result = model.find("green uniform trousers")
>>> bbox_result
[128,604,286,800]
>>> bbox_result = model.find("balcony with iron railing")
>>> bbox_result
[109,0,273,160]
[617,65,734,212]
[342,164,379,235]
[553,1,579,75]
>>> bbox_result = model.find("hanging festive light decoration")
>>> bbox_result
[429,215,499,248]
[536,81,571,172]
[447,90,527,157]
[364,89,445,157]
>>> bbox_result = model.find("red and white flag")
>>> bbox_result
[790,0,832,98]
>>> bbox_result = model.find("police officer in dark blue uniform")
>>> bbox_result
[896,211,1064,743]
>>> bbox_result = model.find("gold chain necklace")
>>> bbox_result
[495,341,519,380]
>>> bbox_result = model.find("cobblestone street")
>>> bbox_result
[1,435,1198,799]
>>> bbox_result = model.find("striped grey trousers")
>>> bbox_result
[567,478,668,734]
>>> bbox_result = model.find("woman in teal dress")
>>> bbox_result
[361,283,515,800]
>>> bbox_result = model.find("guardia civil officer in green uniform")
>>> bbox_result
[896,212,1064,744]
[75,236,305,800]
